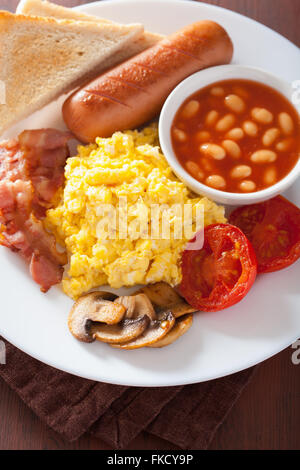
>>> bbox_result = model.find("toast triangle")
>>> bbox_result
[16,0,163,60]
[0,10,144,136]
[16,0,115,23]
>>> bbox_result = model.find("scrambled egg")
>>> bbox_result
[45,125,226,299]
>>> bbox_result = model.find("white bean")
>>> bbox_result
[276,138,294,152]
[186,161,204,180]
[222,140,241,159]
[251,107,273,124]
[200,143,226,160]
[278,112,294,135]
[201,158,214,172]
[226,128,244,140]
[181,100,200,119]
[205,110,219,126]
[231,165,252,179]
[224,94,246,113]
[239,180,256,192]
[210,86,225,97]
[195,130,211,142]
[251,150,277,163]
[173,128,187,143]
[216,114,236,132]
[206,175,226,189]
[243,120,258,137]
[264,167,277,186]
[262,128,280,147]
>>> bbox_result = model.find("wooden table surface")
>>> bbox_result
[0,0,299,450]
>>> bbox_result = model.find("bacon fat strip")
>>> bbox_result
[63,21,234,143]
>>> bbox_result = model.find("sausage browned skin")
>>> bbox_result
[63,21,234,143]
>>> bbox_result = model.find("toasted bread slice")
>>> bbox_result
[17,0,114,22]
[0,11,144,136]
[17,0,163,61]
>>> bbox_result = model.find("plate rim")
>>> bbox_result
[76,0,300,55]
[1,0,299,386]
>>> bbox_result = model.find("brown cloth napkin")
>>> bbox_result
[0,337,256,449]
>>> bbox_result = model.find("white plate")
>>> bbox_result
[0,0,299,386]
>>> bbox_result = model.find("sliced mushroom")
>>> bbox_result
[68,283,196,348]
[90,291,118,302]
[114,296,136,318]
[149,314,193,348]
[137,282,183,308]
[131,293,156,320]
[137,282,197,318]
[92,315,150,344]
[68,291,125,343]
[165,302,197,318]
[111,311,175,350]
[114,293,156,320]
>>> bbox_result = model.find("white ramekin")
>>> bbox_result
[159,65,300,205]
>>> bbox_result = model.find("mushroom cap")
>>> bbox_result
[148,314,193,348]
[92,315,150,344]
[111,311,175,350]
[68,291,125,343]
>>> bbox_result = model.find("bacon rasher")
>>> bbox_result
[0,129,72,292]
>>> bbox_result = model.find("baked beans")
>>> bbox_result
[251,150,277,164]
[216,114,236,132]
[276,138,294,152]
[201,158,214,172]
[239,180,257,192]
[226,127,244,140]
[173,128,187,143]
[171,79,300,193]
[181,100,200,119]
[206,175,226,189]
[231,165,252,179]
[200,143,226,160]
[262,128,280,147]
[243,120,258,137]
[195,130,211,142]
[186,161,204,180]
[264,167,277,186]
[225,94,246,113]
[222,140,241,159]
[210,86,225,97]
[278,112,294,135]
[251,107,273,124]
[205,110,219,126]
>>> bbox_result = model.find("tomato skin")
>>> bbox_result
[229,196,300,273]
[179,224,257,312]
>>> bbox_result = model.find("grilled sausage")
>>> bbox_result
[63,21,233,142]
